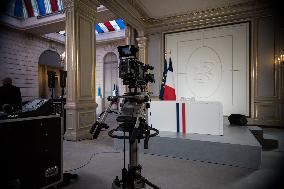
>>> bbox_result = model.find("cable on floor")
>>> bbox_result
[64,151,121,173]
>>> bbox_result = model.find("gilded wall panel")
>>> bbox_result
[65,9,76,103]
[78,111,95,129]
[254,102,282,124]
[255,16,279,100]
[77,15,94,100]
[66,112,75,130]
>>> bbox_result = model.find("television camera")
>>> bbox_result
[118,45,154,90]
[90,45,160,189]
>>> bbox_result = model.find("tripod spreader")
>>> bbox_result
[112,165,161,189]
[108,127,159,149]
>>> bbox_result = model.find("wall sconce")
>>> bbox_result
[60,52,65,63]
[276,53,284,67]
[165,49,171,58]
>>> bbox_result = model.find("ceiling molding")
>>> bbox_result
[146,1,274,34]
[125,0,151,21]
[97,0,146,30]
[97,9,117,23]
[98,0,273,35]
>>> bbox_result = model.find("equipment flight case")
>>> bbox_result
[0,115,62,189]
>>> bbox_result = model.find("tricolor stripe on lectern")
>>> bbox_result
[176,103,180,133]
[182,103,186,134]
[176,103,187,134]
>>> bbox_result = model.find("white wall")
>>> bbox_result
[0,26,64,101]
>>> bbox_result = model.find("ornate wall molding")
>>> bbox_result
[254,102,282,125]
[145,1,273,34]
[252,16,284,126]
[125,0,151,21]
[254,16,279,100]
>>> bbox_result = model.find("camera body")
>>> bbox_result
[118,45,154,88]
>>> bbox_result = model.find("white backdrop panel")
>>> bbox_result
[165,23,249,115]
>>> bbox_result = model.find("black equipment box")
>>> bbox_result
[0,115,62,188]
[228,114,248,126]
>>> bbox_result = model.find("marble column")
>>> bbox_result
[136,36,148,64]
[125,24,137,46]
[63,0,97,140]
[137,34,151,92]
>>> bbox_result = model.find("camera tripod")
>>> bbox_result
[90,94,160,189]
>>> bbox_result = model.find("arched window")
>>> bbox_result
[103,52,118,108]
[38,50,63,98]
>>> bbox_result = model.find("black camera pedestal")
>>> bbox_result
[108,99,160,189]
[90,45,159,189]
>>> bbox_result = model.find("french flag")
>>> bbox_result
[163,58,176,100]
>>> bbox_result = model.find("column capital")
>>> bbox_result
[63,0,97,19]
[137,29,145,37]
[136,36,148,64]
[136,36,148,48]
[62,0,74,9]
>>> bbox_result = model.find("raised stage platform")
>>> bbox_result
[113,124,262,170]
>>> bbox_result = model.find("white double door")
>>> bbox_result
[165,23,249,115]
